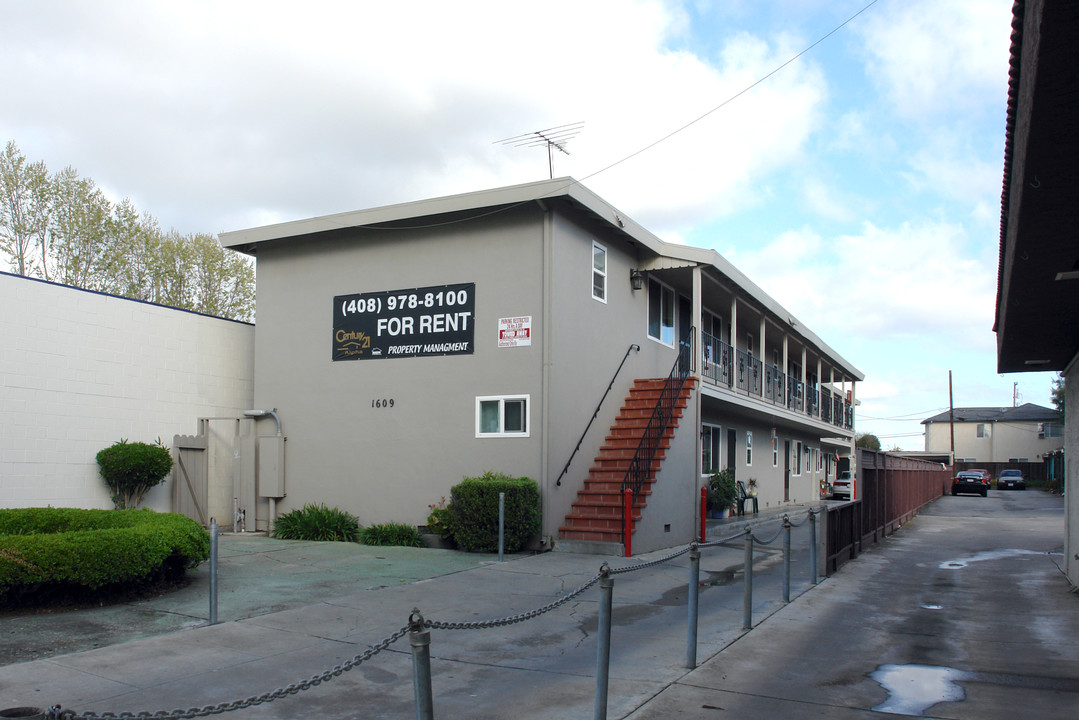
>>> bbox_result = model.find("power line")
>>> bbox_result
[581,0,884,182]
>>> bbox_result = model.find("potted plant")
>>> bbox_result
[707,470,738,518]
[747,478,758,497]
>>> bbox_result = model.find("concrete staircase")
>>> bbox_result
[558,378,695,546]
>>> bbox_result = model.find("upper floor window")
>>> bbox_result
[976,423,990,438]
[648,278,675,345]
[1043,422,1063,438]
[592,241,607,303]
[476,395,529,437]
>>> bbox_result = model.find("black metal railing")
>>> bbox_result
[764,363,785,405]
[622,329,694,541]
[735,349,762,396]
[697,333,854,433]
[701,332,733,387]
[556,343,640,487]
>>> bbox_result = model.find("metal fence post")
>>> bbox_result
[209,518,218,625]
[782,515,791,603]
[595,565,613,720]
[809,509,818,585]
[686,544,700,669]
[743,528,753,630]
[498,492,505,562]
[409,611,434,720]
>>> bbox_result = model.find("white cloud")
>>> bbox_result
[857,0,1012,123]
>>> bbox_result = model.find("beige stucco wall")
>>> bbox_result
[0,272,254,511]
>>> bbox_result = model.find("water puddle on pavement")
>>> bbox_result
[920,603,943,610]
[871,664,969,715]
[939,549,1043,569]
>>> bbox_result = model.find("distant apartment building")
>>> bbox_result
[922,404,1063,463]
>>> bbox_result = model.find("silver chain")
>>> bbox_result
[51,625,410,720]
[424,569,605,630]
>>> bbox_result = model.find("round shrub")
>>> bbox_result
[449,471,541,553]
[96,438,174,509]
[272,503,361,542]
[0,508,209,608]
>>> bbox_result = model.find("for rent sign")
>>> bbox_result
[332,283,475,361]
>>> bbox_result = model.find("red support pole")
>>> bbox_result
[700,486,707,542]
[624,488,633,558]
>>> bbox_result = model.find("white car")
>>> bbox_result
[832,471,852,500]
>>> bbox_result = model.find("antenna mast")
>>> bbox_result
[495,122,584,178]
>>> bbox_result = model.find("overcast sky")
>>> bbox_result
[1,0,1052,449]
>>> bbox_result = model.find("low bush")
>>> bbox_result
[425,497,454,540]
[272,504,361,542]
[96,438,173,509]
[361,522,422,547]
[0,508,209,608]
[448,471,541,553]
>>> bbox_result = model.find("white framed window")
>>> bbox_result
[592,241,607,303]
[747,333,755,357]
[795,441,803,475]
[476,395,530,437]
[746,431,753,466]
[976,423,990,438]
[647,278,675,345]
[772,437,778,467]
[702,423,721,474]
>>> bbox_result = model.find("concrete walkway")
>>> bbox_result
[2,494,1075,719]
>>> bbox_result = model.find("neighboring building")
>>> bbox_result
[221,178,862,554]
[921,404,1063,463]
[0,271,254,511]
[995,0,1078,586]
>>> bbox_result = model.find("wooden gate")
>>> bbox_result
[173,433,208,526]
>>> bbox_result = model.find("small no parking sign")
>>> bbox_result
[498,316,532,347]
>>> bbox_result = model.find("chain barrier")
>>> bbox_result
[749,524,787,546]
[46,625,411,720]
[424,566,606,631]
[785,511,813,528]
[45,507,819,719]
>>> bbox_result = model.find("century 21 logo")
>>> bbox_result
[335,329,371,355]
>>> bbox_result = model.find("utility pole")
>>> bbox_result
[948,371,955,468]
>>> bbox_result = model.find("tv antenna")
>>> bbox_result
[495,122,584,178]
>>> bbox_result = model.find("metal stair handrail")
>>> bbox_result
[556,343,640,486]
[621,328,694,524]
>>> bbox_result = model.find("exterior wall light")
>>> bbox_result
[630,269,644,291]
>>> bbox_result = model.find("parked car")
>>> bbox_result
[967,469,992,483]
[997,469,1026,490]
[832,471,852,500]
[951,471,989,497]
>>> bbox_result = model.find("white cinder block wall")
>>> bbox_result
[1,272,255,511]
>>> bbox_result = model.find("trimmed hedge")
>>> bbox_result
[0,508,209,607]
[449,471,541,553]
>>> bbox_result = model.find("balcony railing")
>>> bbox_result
[701,331,853,431]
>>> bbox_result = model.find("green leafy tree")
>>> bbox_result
[0,140,51,276]
[1051,374,1065,416]
[855,433,881,451]
[0,140,255,322]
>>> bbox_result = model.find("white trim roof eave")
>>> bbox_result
[219,176,863,380]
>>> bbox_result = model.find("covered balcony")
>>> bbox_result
[701,330,854,431]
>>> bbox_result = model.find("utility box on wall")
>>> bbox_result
[257,436,286,498]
